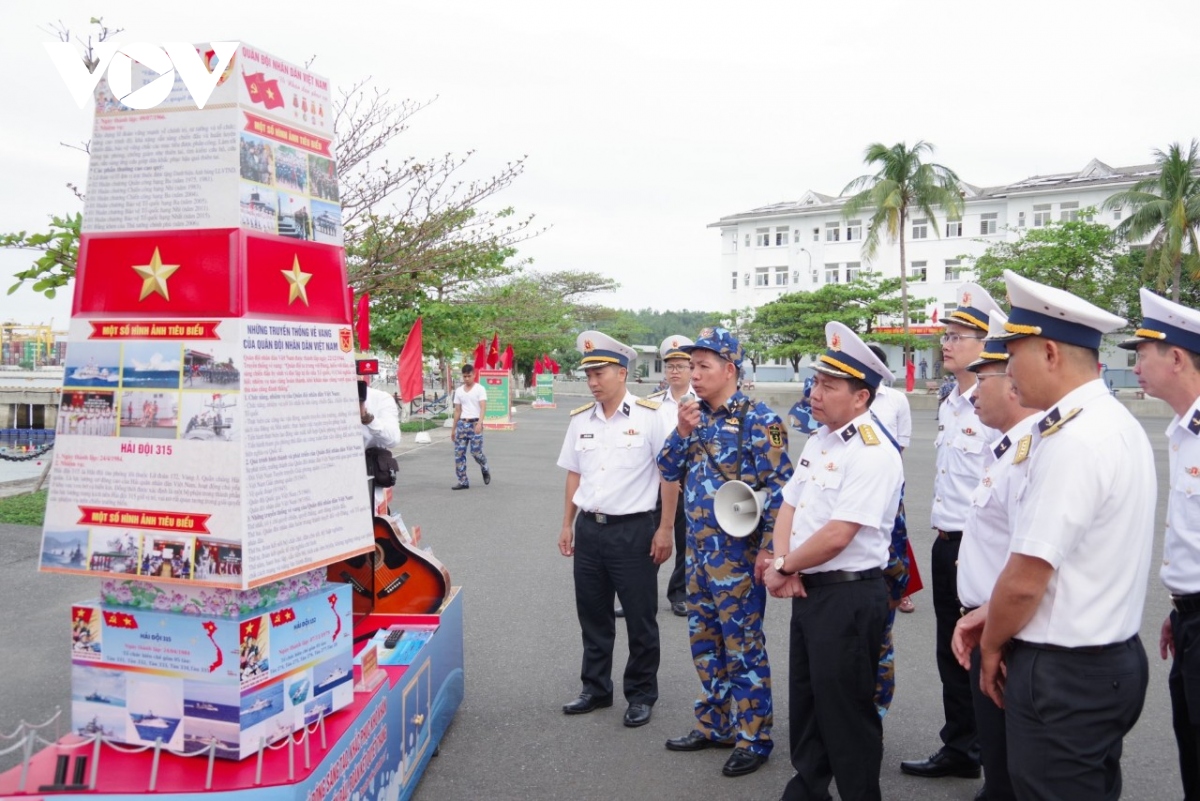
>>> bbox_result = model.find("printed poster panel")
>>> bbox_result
[533,373,555,408]
[478,369,513,431]
[42,318,373,589]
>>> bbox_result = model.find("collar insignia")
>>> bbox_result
[1039,407,1081,437]
[994,436,1011,459]
[621,402,630,416]
[840,424,857,442]
[1189,410,1200,436]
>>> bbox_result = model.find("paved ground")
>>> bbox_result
[0,398,1185,800]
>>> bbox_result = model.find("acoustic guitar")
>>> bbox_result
[329,516,451,616]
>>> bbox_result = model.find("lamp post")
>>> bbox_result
[794,246,812,286]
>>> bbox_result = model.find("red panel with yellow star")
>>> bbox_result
[73,229,350,324]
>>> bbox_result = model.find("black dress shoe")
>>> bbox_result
[623,703,652,727]
[722,748,767,777]
[451,484,469,491]
[562,693,613,715]
[482,469,491,485]
[671,600,687,617]
[900,749,981,778]
[665,731,737,751]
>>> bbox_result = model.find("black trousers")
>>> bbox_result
[665,500,687,604]
[1006,636,1148,801]
[783,578,887,801]
[932,534,979,762]
[969,647,1016,801]
[573,512,660,705]
[1170,609,1200,800]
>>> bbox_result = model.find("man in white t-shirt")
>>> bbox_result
[451,364,491,490]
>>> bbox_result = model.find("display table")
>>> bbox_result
[0,589,464,800]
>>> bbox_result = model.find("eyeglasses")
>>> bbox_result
[664,363,691,373]
[940,333,986,345]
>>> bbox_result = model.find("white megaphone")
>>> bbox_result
[713,480,768,538]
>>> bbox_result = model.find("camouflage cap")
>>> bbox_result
[682,326,743,369]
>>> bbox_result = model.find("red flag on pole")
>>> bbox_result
[501,345,514,371]
[533,357,543,379]
[397,318,424,402]
[487,334,500,369]
[473,340,487,371]
[931,307,939,324]
[551,358,560,375]
[355,293,370,352]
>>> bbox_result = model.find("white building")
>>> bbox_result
[708,158,1157,383]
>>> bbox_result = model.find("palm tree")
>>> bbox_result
[842,141,963,346]
[1104,140,1200,302]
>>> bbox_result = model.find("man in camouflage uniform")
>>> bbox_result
[657,327,793,778]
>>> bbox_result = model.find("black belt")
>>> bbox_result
[937,529,963,541]
[1173,593,1200,614]
[580,510,653,525]
[960,605,979,618]
[802,568,883,588]
[1012,635,1136,655]
[461,418,479,422]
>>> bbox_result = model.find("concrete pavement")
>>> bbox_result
[0,398,1184,799]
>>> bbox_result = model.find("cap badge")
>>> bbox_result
[962,291,972,306]
[583,339,594,351]
[830,333,842,351]
[670,339,678,348]
[700,327,714,338]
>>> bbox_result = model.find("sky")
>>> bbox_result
[1,0,1198,330]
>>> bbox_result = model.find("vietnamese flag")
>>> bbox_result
[240,617,262,643]
[486,334,500,369]
[533,357,543,380]
[355,293,371,352]
[270,607,297,627]
[472,340,487,371]
[931,307,939,324]
[397,318,424,402]
[103,611,139,629]
[260,78,285,110]
[551,357,560,375]
[73,606,95,624]
[501,344,514,371]
[244,234,350,323]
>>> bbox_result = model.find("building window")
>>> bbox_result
[1113,206,1122,221]
[945,258,964,282]
[944,302,957,318]
[774,226,789,246]
[945,217,962,237]
[846,219,862,241]
[731,272,738,291]
[981,212,998,235]
[811,268,819,284]
[1033,204,1052,227]
[774,267,788,286]
[912,218,928,239]
[824,264,840,284]
[1059,202,1079,222]
[812,227,820,242]
[744,234,750,247]
[846,261,861,282]
[755,267,769,287]
[756,228,771,247]
[794,230,803,244]
[825,222,840,242]
[1017,211,1026,228]
[910,261,927,282]
[744,272,750,287]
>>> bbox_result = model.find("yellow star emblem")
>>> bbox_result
[281,256,312,306]
[132,247,180,301]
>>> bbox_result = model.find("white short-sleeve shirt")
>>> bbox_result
[1162,395,1200,595]
[956,413,1038,608]
[782,411,904,573]
[932,381,998,531]
[557,392,668,516]
[1010,380,1156,646]
[870,384,912,448]
[453,382,489,419]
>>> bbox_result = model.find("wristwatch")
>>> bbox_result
[772,556,795,576]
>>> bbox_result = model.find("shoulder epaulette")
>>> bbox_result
[647,389,668,400]
[1012,434,1033,464]
[1038,407,1082,437]
[858,424,881,446]
[636,397,661,410]
[570,402,595,416]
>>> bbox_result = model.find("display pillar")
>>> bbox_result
[479,369,514,430]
